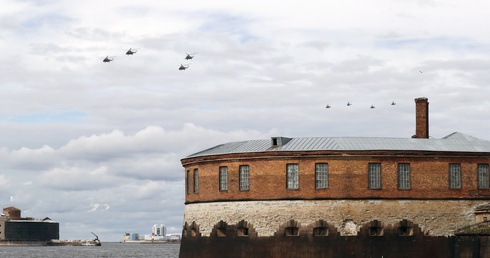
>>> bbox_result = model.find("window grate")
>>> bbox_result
[186,170,190,195]
[449,164,461,189]
[398,163,410,190]
[239,165,250,191]
[287,164,299,190]
[368,163,381,189]
[193,169,199,193]
[478,164,489,189]
[315,163,329,189]
[219,166,228,191]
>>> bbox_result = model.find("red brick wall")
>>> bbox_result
[182,150,490,203]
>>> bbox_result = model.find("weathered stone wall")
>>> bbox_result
[184,199,489,237]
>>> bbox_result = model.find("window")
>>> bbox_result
[368,220,384,236]
[236,220,250,237]
[216,227,226,237]
[368,163,381,189]
[398,163,410,190]
[186,170,190,195]
[239,165,250,191]
[478,164,489,189]
[237,227,249,236]
[285,227,299,236]
[315,163,329,189]
[219,166,228,191]
[449,164,461,189]
[193,169,199,193]
[287,164,299,190]
[313,227,328,236]
[399,219,414,236]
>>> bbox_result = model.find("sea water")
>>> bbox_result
[0,242,180,258]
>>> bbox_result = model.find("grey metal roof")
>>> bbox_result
[185,132,490,158]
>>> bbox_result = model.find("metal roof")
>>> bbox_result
[186,132,490,158]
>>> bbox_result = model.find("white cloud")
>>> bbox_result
[38,166,115,191]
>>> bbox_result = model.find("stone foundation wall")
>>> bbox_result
[184,199,490,237]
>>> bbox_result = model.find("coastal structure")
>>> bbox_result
[152,224,166,239]
[123,224,180,243]
[179,97,490,258]
[0,207,59,245]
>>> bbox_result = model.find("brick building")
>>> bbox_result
[179,97,490,258]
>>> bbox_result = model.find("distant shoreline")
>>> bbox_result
[120,240,181,244]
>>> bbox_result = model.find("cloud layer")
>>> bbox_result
[1,0,490,241]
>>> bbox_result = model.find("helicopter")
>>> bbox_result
[126,48,137,55]
[325,105,331,109]
[103,56,114,63]
[179,64,189,70]
[347,102,352,106]
[185,53,196,60]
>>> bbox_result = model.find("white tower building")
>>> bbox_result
[152,224,166,237]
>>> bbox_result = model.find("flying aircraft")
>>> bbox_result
[370,105,375,109]
[391,101,396,105]
[126,48,137,55]
[347,102,352,106]
[185,53,196,60]
[326,105,331,109]
[103,56,114,63]
[179,64,190,70]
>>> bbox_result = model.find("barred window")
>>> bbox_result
[239,165,250,191]
[186,170,190,195]
[368,163,381,189]
[449,164,461,189]
[398,163,410,190]
[478,164,489,189]
[315,163,328,189]
[219,166,228,191]
[193,168,199,193]
[287,164,299,190]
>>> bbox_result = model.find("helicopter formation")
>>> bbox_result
[103,49,196,70]
[102,48,137,63]
[179,53,197,70]
[326,101,396,109]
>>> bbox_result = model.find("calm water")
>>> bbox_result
[0,242,180,258]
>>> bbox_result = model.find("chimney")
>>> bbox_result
[414,97,429,138]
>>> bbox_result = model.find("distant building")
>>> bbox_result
[123,224,178,242]
[123,232,140,241]
[0,207,59,243]
[152,224,166,237]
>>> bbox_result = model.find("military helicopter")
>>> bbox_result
[179,64,190,70]
[103,56,114,63]
[126,48,137,55]
[325,105,331,109]
[347,102,352,106]
[185,53,196,60]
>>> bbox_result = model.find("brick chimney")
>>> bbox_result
[414,97,429,138]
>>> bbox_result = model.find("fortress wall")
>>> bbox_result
[184,153,490,203]
[184,199,489,237]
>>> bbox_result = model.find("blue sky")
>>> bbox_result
[1,0,490,241]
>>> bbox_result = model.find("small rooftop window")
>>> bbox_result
[271,137,292,147]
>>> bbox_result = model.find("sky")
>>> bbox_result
[1,0,489,242]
